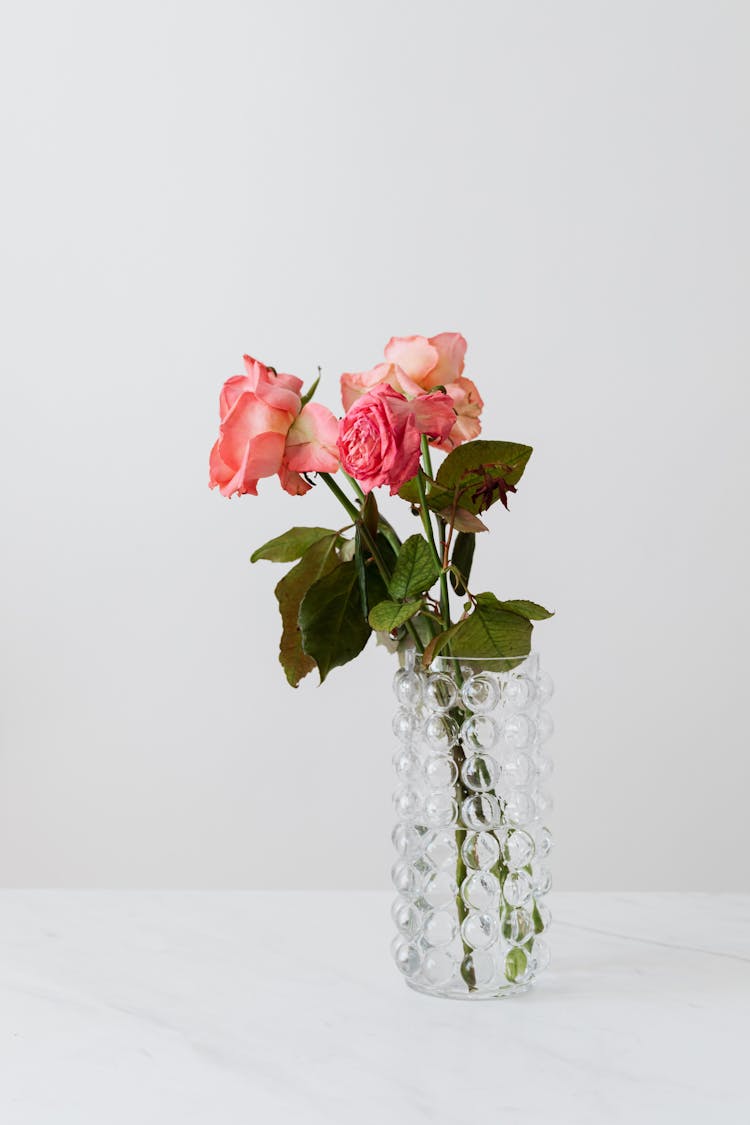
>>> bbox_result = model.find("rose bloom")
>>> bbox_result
[340,332,483,451]
[337,385,455,494]
[209,356,339,497]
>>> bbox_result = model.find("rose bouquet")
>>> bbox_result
[210,333,554,999]
[209,332,552,682]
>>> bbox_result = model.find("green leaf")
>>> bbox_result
[444,592,533,664]
[362,492,379,538]
[450,531,476,596]
[421,622,464,667]
[532,900,546,934]
[505,947,527,983]
[368,599,424,632]
[499,600,554,620]
[300,371,321,407]
[436,440,533,514]
[438,507,488,533]
[252,527,338,564]
[274,535,340,686]
[398,476,453,510]
[299,561,372,683]
[388,534,442,600]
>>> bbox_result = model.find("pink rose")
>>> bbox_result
[337,385,455,494]
[384,332,466,388]
[341,332,482,452]
[340,362,423,412]
[278,401,341,496]
[209,355,339,497]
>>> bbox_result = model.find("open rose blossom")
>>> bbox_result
[337,385,455,494]
[209,355,339,497]
[341,332,483,451]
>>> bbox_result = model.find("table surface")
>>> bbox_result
[0,891,748,1124]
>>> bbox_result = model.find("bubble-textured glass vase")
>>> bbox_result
[391,652,553,999]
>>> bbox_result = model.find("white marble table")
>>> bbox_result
[0,892,747,1124]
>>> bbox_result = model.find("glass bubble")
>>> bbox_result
[461,753,498,792]
[423,910,458,947]
[499,752,534,789]
[501,907,535,947]
[536,669,554,703]
[391,823,423,858]
[425,830,457,868]
[392,937,422,978]
[535,791,554,818]
[393,785,423,822]
[536,710,554,744]
[532,866,552,896]
[535,826,553,858]
[391,860,423,899]
[423,672,458,712]
[535,754,554,782]
[504,946,529,984]
[423,870,457,909]
[461,950,496,988]
[503,790,536,827]
[424,792,458,828]
[391,897,422,937]
[395,670,424,708]
[424,713,459,752]
[531,936,551,973]
[461,831,500,871]
[424,754,458,789]
[461,715,500,752]
[392,708,422,743]
[461,871,500,911]
[423,949,456,986]
[461,793,501,832]
[503,714,535,750]
[534,900,552,933]
[461,911,499,951]
[501,828,535,869]
[460,673,500,714]
[392,748,420,781]
[503,870,533,908]
[502,674,535,711]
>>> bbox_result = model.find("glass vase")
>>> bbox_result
[390,651,553,999]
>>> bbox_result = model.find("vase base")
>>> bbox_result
[406,977,534,1001]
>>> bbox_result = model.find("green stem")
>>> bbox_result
[418,445,473,986]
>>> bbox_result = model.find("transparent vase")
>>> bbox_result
[391,651,553,999]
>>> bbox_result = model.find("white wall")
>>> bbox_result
[1,0,748,890]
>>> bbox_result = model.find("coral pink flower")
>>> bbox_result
[337,385,454,494]
[209,355,339,497]
[384,332,466,388]
[341,333,482,452]
[278,402,341,496]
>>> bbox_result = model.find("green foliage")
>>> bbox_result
[368,599,424,632]
[252,527,339,564]
[421,592,535,668]
[274,535,340,686]
[499,600,554,620]
[436,440,533,514]
[398,440,532,519]
[450,531,476,595]
[299,561,372,683]
[299,371,321,407]
[388,534,441,600]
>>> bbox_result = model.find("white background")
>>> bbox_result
[1,1,748,890]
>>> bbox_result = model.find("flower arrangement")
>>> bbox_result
[209,333,552,684]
